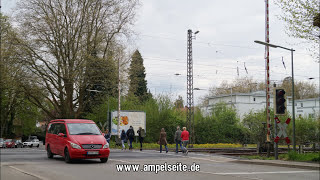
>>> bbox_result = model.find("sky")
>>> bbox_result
[2,0,320,105]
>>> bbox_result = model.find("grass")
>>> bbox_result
[241,152,320,162]
[282,152,320,162]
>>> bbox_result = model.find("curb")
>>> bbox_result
[235,160,320,170]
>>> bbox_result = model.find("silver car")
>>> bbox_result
[0,138,4,148]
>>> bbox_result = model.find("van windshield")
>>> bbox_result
[67,123,101,135]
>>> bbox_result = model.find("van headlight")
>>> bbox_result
[103,143,109,149]
[70,142,81,149]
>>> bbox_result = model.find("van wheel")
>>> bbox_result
[30,144,33,148]
[47,145,54,159]
[64,148,72,163]
[100,158,108,163]
[37,144,39,148]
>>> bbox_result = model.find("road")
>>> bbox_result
[1,147,319,180]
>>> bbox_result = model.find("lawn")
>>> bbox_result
[241,152,320,162]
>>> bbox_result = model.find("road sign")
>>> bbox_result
[274,117,291,144]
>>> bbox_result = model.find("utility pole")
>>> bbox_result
[186,29,199,147]
[265,0,271,157]
[117,58,121,138]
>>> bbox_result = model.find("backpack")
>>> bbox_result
[128,129,134,137]
[140,129,146,137]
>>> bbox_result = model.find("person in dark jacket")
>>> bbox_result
[126,126,135,150]
[159,128,168,153]
[121,129,126,150]
[174,126,182,153]
[104,129,111,144]
[137,127,145,151]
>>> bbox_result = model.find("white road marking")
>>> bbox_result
[206,170,318,175]
[9,165,48,180]
[136,150,234,163]
[109,159,132,164]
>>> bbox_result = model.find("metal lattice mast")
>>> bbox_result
[187,29,194,145]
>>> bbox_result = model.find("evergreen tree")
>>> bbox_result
[128,50,150,102]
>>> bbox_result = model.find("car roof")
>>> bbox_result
[49,119,94,123]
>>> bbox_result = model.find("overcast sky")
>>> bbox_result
[2,0,319,105]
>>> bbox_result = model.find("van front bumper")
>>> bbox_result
[69,148,110,159]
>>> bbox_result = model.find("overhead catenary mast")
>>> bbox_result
[265,0,271,155]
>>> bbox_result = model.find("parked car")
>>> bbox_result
[14,140,23,148]
[0,138,4,148]
[23,139,40,148]
[45,119,110,163]
[5,139,15,148]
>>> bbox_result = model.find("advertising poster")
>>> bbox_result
[110,111,146,136]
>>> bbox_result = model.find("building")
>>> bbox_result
[201,91,320,121]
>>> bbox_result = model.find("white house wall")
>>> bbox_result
[202,91,319,121]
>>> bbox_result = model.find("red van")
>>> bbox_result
[45,119,110,163]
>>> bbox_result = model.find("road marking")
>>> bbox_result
[109,159,132,164]
[136,150,234,163]
[9,165,48,180]
[198,171,264,180]
[202,170,318,175]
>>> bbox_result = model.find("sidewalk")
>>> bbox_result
[236,159,320,170]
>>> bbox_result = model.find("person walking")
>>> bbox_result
[126,126,135,150]
[120,129,126,150]
[104,129,111,144]
[174,126,183,153]
[181,127,189,154]
[137,127,145,151]
[159,128,168,153]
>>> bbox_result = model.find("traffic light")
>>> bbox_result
[274,89,286,115]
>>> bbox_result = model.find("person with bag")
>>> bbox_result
[137,127,145,151]
[159,128,168,153]
[126,126,135,150]
[120,129,127,150]
[104,129,111,144]
[174,126,182,153]
[181,127,189,154]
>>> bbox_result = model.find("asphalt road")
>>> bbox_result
[1,147,319,180]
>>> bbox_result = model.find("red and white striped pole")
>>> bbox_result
[265,0,271,143]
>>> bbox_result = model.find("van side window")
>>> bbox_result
[59,124,67,135]
[48,123,56,134]
[53,123,62,135]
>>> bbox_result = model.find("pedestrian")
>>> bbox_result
[137,127,146,151]
[104,129,111,144]
[126,126,135,150]
[121,129,126,150]
[159,128,168,153]
[181,127,189,154]
[174,126,183,153]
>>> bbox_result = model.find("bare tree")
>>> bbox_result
[14,0,139,118]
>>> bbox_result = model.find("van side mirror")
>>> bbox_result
[58,133,66,137]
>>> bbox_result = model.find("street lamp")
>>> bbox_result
[254,40,296,152]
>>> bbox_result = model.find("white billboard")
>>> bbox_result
[110,111,146,136]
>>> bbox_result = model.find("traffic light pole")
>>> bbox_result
[291,49,296,152]
[274,115,278,160]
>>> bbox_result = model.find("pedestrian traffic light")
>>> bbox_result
[274,88,286,115]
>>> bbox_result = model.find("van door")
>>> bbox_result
[47,123,58,153]
[56,123,67,155]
